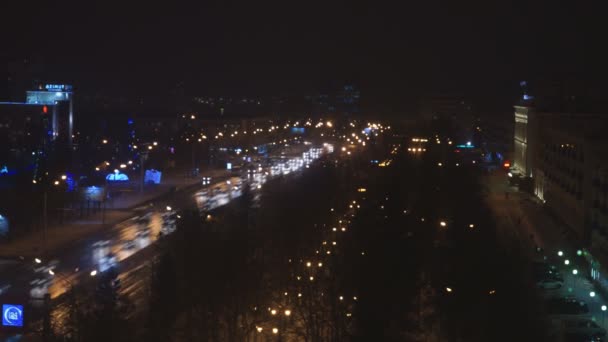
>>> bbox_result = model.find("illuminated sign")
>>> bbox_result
[44,84,72,92]
[2,304,24,327]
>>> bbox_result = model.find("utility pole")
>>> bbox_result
[140,151,149,193]
[43,190,48,256]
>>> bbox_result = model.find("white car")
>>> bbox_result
[29,278,49,299]
[537,278,563,290]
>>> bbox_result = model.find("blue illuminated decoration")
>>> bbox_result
[65,173,76,192]
[0,214,8,237]
[2,304,24,327]
[0,166,7,174]
[456,144,475,149]
[144,169,162,185]
[523,94,534,100]
[291,127,305,134]
[128,119,134,125]
[256,145,267,154]
[106,170,129,182]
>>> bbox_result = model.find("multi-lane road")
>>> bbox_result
[0,142,331,339]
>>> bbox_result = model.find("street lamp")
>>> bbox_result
[573,269,578,275]
[558,251,564,257]
[440,221,447,227]
[590,291,596,298]
[90,270,97,276]
[577,250,583,256]
[284,310,291,316]
[272,328,278,334]
[564,259,570,265]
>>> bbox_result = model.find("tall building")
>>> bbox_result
[511,100,608,259]
[336,85,360,115]
[0,83,74,182]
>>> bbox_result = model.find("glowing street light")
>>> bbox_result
[445,287,453,293]
[256,326,263,333]
[48,269,55,276]
[271,309,277,315]
[573,269,578,275]
[284,309,291,316]
[590,291,596,298]
[564,259,570,265]
[558,251,564,257]
[272,328,279,334]
[90,270,97,276]
[166,206,172,211]
[440,221,447,227]
[35,258,42,264]
[602,305,607,312]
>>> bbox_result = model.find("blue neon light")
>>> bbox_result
[106,171,129,181]
[456,144,475,149]
[2,304,24,327]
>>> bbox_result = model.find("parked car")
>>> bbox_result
[560,318,607,340]
[546,297,590,317]
[538,278,564,290]
[563,331,604,341]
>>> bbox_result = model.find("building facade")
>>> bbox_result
[513,105,608,246]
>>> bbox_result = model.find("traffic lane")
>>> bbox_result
[12,144,330,304]
[2,176,220,301]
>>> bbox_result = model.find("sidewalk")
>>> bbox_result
[0,169,217,259]
[484,169,608,331]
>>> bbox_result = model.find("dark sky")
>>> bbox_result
[2,1,605,110]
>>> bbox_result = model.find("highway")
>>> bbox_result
[0,142,331,339]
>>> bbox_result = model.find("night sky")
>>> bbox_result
[2,1,605,110]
